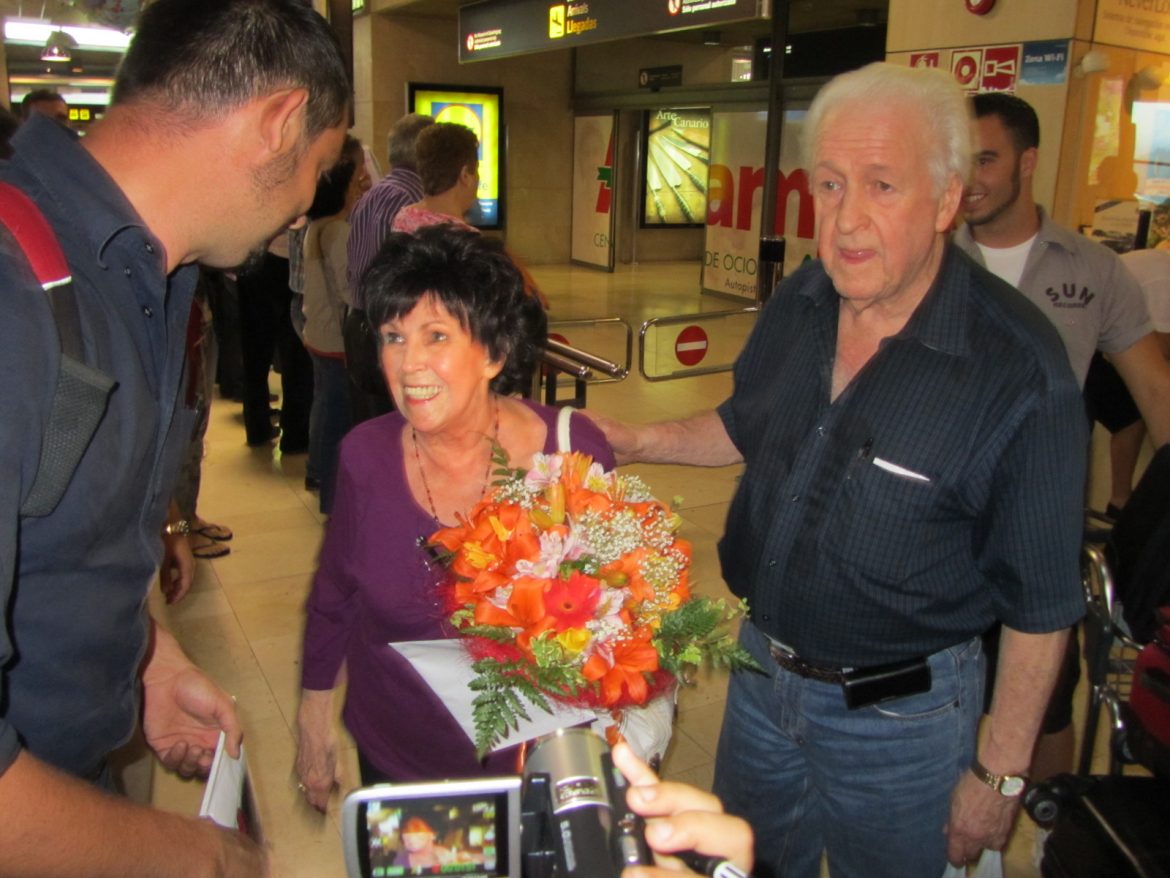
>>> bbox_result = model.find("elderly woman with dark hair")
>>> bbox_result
[294,225,615,809]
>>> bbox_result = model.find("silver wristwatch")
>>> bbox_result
[970,758,1027,797]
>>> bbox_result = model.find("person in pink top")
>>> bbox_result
[393,123,550,309]
[392,122,480,234]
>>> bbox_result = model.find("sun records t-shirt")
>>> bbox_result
[955,210,1153,387]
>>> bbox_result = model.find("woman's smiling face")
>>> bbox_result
[379,294,502,436]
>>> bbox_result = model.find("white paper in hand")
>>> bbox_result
[199,731,263,842]
[389,639,595,751]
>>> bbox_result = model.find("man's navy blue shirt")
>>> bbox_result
[0,116,197,778]
[717,245,1087,667]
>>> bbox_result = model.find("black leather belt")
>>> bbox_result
[767,641,851,684]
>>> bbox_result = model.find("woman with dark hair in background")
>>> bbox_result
[301,135,370,511]
[294,225,614,807]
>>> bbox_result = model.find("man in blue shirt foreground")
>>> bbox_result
[592,62,1087,878]
[0,1,349,874]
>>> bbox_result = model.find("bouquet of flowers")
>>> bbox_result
[428,449,760,756]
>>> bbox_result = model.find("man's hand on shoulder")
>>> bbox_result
[945,768,1020,866]
[579,409,741,468]
[581,411,644,465]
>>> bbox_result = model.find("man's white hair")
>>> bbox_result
[802,62,972,195]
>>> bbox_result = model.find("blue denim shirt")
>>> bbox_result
[717,245,1087,667]
[0,115,198,778]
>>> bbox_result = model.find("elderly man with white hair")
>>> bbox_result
[591,62,1087,878]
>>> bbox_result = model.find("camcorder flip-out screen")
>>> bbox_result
[342,777,522,878]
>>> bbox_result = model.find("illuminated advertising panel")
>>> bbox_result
[408,83,504,230]
[641,107,710,227]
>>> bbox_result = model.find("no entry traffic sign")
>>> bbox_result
[675,325,708,366]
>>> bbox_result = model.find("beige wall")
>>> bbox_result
[887,0,1090,52]
[352,13,575,264]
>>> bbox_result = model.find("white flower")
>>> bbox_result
[514,528,586,579]
[584,462,610,493]
[524,453,563,490]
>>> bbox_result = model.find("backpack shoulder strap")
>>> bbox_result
[0,180,115,518]
[0,181,85,360]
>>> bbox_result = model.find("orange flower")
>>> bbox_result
[508,576,550,627]
[470,575,548,630]
[436,502,542,584]
[599,547,655,603]
[543,572,601,631]
[565,487,611,519]
[454,569,511,605]
[582,632,660,706]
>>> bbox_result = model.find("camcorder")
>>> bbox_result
[342,728,653,878]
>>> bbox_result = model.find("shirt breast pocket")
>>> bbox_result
[822,457,945,583]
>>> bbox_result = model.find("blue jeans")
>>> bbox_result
[713,621,984,878]
[308,353,351,514]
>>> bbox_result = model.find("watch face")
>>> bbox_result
[1001,776,1026,796]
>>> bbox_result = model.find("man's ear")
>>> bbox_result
[257,87,310,158]
[936,172,964,232]
[1019,146,1038,181]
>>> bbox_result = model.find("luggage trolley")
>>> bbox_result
[1024,445,1170,877]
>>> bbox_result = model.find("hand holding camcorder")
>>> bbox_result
[342,728,748,878]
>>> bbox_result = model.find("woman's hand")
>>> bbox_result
[613,742,754,878]
[295,689,342,812]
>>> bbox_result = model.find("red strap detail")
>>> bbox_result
[0,181,71,289]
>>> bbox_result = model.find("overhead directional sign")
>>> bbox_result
[460,0,769,63]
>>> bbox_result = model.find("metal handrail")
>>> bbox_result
[546,339,627,379]
[536,348,593,380]
[638,306,758,382]
[547,317,633,385]
[530,317,632,407]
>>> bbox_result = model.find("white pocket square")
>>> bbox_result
[872,457,932,483]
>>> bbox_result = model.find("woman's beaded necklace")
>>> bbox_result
[411,396,499,526]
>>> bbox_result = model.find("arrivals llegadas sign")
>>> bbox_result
[460,0,768,63]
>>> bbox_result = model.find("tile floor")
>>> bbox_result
[147,261,1134,877]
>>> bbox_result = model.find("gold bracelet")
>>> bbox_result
[163,519,191,536]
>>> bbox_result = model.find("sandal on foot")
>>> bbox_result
[193,522,233,542]
[191,536,231,560]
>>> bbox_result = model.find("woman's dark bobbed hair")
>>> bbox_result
[361,224,547,395]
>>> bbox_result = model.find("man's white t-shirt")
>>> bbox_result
[976,235,1036,290]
